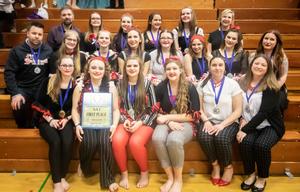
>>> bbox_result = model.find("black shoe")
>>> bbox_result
[105,6,116,8]
[251,181,266,192]
[241,179,256,190]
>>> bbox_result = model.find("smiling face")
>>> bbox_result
[90,13,101,28]
[165,62,182,82]
[58,57,74,77]
[64,33,78,51]
[60,8,74,26]
[220,12,233,28]
[191,39,204,54]
[159,31,174,49]
[88,60,105,81]
[209,57,225,79]
[97,31,111,48]
[224,31,238,49]
[150,14,162,30]
[251,57,268,78]
[262,32,277,51]
[121,16,133,32]
[181,8,192,23]
[126,58,140,79]
[127,30,141,49]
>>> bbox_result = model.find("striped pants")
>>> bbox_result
[79,129,115,188]
[198,122,239,167]
[240,126,280,178]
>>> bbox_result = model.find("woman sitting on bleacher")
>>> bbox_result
[32,55,76,192]
[249,30,289,114]
[211,29,248,80]
[207,9,237,55]
[118,27,151,76]
[143,12,162,53]
[184,35,209,83]
[112,13,133,53]
[92,30,119,82]
[237,54,285,192]
[49,30,86,75]
[197,56,242,187]
[72,56,120,192]
[80,12,103,55]
[149,30,183,86]
[172,6,204,54]
[152,57,200,192]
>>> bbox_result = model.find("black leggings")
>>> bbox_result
[39,121,74,183]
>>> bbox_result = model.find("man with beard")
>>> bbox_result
[47,5,79,52]
[4,21,53,128]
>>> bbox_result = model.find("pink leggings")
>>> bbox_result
[112,124,153,172]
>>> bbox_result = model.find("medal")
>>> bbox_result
[34,66,41,74]
[170,109,177,114]
[210,77,225,115]
[195,55,206,77]
[213,107,220,114]
[245,104,250,113]
[184,48,189,54]
[59,110,66,118]
[227,73,233,78]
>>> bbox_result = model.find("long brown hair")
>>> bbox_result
[220,28,243,52]
[119,56,146,114]
[84,12,103,43]
[156,30,177,64]
[239,54,280,92]
[58,30,81,76]
[188,35,207,59]
[177,6,198,36]
[82,56,111,84]
[47,55,75,102]
[256,30,285,79]
[164,57,189,113]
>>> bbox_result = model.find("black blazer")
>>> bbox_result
[242,88,285,138]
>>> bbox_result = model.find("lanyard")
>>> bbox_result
[150,30,159,48]
[210,77,225,106]
[224,50,235,73]
[59,80,72,110]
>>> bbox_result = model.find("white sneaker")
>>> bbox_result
[29,2,36,8]
[10,27,16,33]
[52,0,57,7]
[20,4,26,8]
[43,3,48,9]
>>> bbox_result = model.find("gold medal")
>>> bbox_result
[170,109,177,114]
[59,110,66,118]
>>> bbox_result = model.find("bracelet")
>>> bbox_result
[49,118,54,124]
[74,123,80,127]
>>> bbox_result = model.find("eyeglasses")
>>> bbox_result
[60,64,74,68]
[91,17,101,20]
[65,38,77,42]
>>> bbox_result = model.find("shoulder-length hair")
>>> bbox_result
[220,28,243,52]
[201,56,226,87]
[164,57,189,113]
[124,27,145,58]
[82,56,111,84]
[156,30,177,64]
[84,12,103,43]
[117,13,134,34]
[256,30,285,78]
[47,55,76,102]
[58,30,81,76]
[119,56,146,114]
[218,9,235,27]
[177,6,197,36]
[240,54,280,92]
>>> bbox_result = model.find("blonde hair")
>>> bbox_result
[219,9,235,27]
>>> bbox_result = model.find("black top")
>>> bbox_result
[208,29,227,52]
[112,32,127,53]
[144,31,158,53]
[33,77,74,121]
[212,49,248,75]
[241,88,285,138]
[49,50,87,74]
[79,32,98,54]
[191,57,209,80]
[155,80,200,114]
[4,41,53,97]
[176,27,202,53]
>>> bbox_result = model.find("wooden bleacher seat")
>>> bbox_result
[14,19,300,34]
[123,0,214,9]
[215,0,300,8]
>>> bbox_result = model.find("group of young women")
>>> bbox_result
[31,7,287,192]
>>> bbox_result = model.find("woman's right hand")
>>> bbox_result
[168,121,184,131]
[49,119,61,129]
[76,125,84,142]
[202,121,215,135]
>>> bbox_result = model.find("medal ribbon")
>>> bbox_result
[98,50,110,61]
[30,46,41,65]
[195,54,206,76]
[121,34,127,50]
[150,30,159,48]
[128,84,137,106]
[167,82,176,108]
[59,80,72,110]
[219,28,224,41]
[183,30,190,48]
[161,51,166,65]
[210,77,225,106]
[224,50,235,74]
[245,80,262,104]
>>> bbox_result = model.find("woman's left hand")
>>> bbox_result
[128,120,142,133]
[58,118,68,130]
[212,124,225,136]
[168,121,184,131]
[236,130,247,143]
